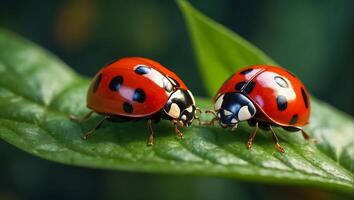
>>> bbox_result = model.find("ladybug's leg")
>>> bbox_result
[194,107,202,125]
[146,119,154,146]
[70,111,94,123]
[172,120,184,139]
[300,129,310,140]
[246,122,258,150]
[200,110,218,126]
[283,126,316,143]
[200,117,218,126]
[269,126,285,153]
[205,110,217,117]
[300,129,317,144]
[82,116,108,140]
[231,123,238,131]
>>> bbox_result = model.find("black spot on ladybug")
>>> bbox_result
[235,81,255,94]
[235,81,246,91]
[274,76,289,88]
[240,68,253,75]
[276,95,288,111]
[93,73,102,93]
[301,88,309,108]
[289,114,298,125]
[135,65,151,75]
[109,76,123,91]
[133,88,146,103]
[123,102,133,113]
[243,81,255,94]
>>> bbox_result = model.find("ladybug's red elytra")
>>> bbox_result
[207,65,311,153]
[71,57,197,145]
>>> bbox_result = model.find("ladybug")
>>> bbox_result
[207,65,311,153]
[71,57,197,145]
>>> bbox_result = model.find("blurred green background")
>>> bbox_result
[0,0,352,199]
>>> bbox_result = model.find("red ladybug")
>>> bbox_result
[208,65,311,153]
[71,57,197,145]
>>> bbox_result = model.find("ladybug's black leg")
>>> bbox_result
[82,116,108,140]
[70,111,94,123]
[269,126,285,153]
[246,122,258,150]
[146,119,154,146]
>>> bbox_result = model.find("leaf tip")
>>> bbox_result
[176,0,195,14]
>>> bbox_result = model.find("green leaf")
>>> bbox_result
[0,20,352,194]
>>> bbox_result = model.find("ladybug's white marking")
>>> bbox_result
[256,71,296,101]
[238,106,252,121]
[274,76,289,88]
[181,115,187,121]
[231,118,238,124]
[254,95,264,107]
[134,65,164,88]
[162,77,173,92]
[186,105,194,113]
[119,86,135,102]
[167,103,180,118]
[224,109,233,116]
[214,94,224,111]
[169,89,184,100]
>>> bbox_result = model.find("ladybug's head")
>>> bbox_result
[163,89,196,126]
[214,92,256,128]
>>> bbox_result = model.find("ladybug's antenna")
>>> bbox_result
[199,110,218,126]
